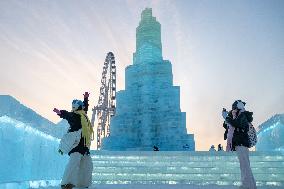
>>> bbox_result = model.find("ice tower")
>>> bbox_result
[102,8,195,151]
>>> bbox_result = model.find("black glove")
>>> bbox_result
[58,149,64,155]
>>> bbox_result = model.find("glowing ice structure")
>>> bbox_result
[0,116,67,185]
[102,8,195,151]
[256,114,284,151]
[0,113,283,188]
[91,151,284,186]
[0,95,68,138]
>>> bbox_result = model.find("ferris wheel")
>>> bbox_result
[91,52,116,150]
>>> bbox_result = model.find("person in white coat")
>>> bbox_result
[53,92,94,189]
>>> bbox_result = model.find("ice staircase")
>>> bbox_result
[91,151,284,187]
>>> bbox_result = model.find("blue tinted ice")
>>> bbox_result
[102,8,195,151]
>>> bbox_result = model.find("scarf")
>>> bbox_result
[74,110,94,148]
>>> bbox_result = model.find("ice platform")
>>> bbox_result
[1,151,283,189]
[91,151,284,187]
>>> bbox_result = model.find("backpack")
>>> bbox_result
[247,123,257,148]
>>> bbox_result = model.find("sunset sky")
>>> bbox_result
[0,0,283,150]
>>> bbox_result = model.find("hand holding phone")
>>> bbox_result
[222,108,228,119]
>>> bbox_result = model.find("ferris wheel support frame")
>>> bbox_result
[91,52,116,150]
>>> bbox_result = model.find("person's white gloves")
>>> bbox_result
[222,110,228,120]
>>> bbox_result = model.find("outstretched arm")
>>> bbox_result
[53,108,61,115]
[53,108,72,120]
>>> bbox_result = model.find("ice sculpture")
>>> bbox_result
[91,151,284,186]
[102,8,195,151]
[256,114,284,151]
[0,95,68,138]
[0,116,67,183]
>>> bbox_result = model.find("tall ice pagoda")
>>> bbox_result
[102,8,195,151]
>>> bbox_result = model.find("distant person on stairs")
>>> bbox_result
[209,145,216,151]
[153,145,159,151]
[222,100,257,189]
[53,92,94,189]
[217,144,224,151]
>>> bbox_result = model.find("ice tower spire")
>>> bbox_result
[101,8,195,151]
[133,8,162,64]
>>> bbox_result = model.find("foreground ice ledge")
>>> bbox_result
[1,151,283,189]
[90,151,284,186]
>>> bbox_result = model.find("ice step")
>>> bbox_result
[33,184,284,189]
[92,160,284,168]
[90,151,284,186]
[92,155,284,162]
[91,180,284,186]
[92,166,284,174]
[92,173,284,181]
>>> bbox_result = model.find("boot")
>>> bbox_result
[61,184,75,189]
[66,184,75,189]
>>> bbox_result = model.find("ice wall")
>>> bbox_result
[256,114,284,151]
[102,8,195,151]
[0,116,68,183]
[0,95,68,138]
